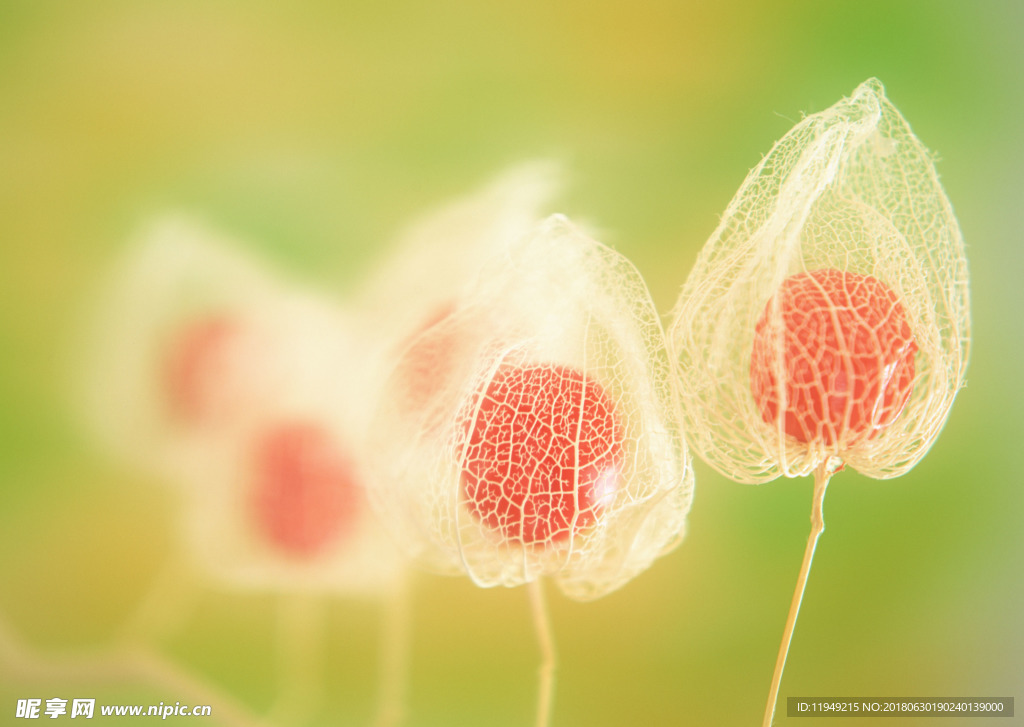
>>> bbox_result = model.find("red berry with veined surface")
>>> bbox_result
[250,422,359,558]
[460,363,625,546]
[750,269,917,448]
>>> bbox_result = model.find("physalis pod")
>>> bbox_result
[80,218,295,477]
[668,78,970,483]
[80,218,401,594]
[667,79,970,727]
[367,214,693,601]
[174,291,402,595]
[355,161,560,366]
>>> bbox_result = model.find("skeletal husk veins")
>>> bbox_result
[351,162,562,440]
[368,214,693,601]
[460,362,625,547]
[749,268,918,450]
[668,78,970,483]
[354,160,560,361]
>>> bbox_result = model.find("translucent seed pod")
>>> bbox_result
[667,79,970,727]
[79,217,301,481]
[668,78,970,483]
[355,160,560,360]
[368,214,693,602]
[176,291,403,595]
[81,219,403,592]
[77,222,408,725]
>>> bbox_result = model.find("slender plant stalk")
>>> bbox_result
[116,553,199,645]
[0,614,269,727]
[528,579,557,727]
[373,572,412,727]
[270,593,325,726]
[762,463,833,727]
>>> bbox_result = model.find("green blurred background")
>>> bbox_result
[1,1,1021,725]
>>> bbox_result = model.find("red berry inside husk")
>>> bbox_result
[163,315,239,423]
[750,269,917,448]
[398,302,458,413]
[250,422,358,558]
[460,363,625,545]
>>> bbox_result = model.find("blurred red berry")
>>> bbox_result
[163,315,238,423]
[250,422,358,558]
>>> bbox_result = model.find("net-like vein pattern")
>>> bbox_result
[668,78,970,482]
[368,215,693,601]
[354,161,560,362]
[749,268,918,449]
[461,363,624,546]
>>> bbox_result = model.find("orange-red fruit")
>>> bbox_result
[398,302,459,414]
[250,422,358,558]
[750,269,917,447]
[163,315,238,423]
[461,364,624,545]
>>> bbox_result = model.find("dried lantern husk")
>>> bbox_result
[368,214,693,601]
[668,78,970,483]
[80,218,402,594]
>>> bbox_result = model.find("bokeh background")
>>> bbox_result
[1,1,1021,725]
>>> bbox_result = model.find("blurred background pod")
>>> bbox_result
[79,218,402,594]
[353,161,560,365]
[667,78,970,483]
[78,217,300,485]
[180,419,402,596]
[368,213,693,602]
[174,293,404,596]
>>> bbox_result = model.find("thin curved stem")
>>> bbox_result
[115,553,198,646]
[528,579,557,727]
[373,573,412,727]
[0,613,269,727]
[762,464,832,727]
[269,593,325,726]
